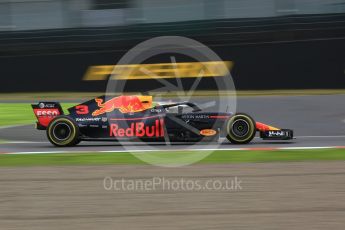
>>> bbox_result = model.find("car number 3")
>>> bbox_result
[76,105,89,115]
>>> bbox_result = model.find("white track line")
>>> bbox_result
[253,135,345,139]
[3,135,345,145]
[3,146,345,155]
[294,135,345,138]
[2,141,50,144]
[0,124,31,130]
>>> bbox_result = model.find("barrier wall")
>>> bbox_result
[1,15,345,92]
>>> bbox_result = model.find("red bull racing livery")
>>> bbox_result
[32,95,293,147]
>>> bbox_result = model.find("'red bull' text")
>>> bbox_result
[110,119,164,137]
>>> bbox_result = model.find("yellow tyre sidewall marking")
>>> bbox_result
[227,115,255,142]
[48,118,77,146]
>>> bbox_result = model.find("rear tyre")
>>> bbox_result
[47,116,80,147]
[226,113,256,144]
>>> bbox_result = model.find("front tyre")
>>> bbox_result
[47,116,80,147]
[226,113,256,144]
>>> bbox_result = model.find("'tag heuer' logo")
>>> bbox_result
[200,129,217,136]
[110,119,164,137]
[92,95,152,116]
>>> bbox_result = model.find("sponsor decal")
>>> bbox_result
[268,130,286,137]
[102,117,108,122]
[75,117,101,122]
[182,114,210,119]
[110,119,164,137]
[33,108,60,127]
[92,95,152,116]
[38,103,56,109]
[150,108,165,113]
[35,109,59,117]
[89,124,100,128]
[200,129,217,136]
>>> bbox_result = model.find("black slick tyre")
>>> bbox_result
[226,113,256,144]
[47,116,80,147]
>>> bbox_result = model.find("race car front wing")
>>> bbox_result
[256,122,293,140]
[260,129,293,140]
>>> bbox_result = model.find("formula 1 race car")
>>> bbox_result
[32,95,293,147]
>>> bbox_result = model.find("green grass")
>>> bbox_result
[0,149,344,167]
[0,92,100,101]
[0,103,75,127]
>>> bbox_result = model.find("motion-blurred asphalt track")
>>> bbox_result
[2,162,345,230]
[1,95,344,153]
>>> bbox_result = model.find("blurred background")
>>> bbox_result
[1,3,345,229]
[1,0,345,30]
[0,0,345,92]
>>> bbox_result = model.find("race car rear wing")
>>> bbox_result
[31,102,64,130]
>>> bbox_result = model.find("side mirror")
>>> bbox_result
[178,106,183,114]
[192,108,202,112]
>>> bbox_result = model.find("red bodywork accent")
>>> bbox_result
[209,115,230,119]
[256,122,280,131]
[33,108,61,127]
